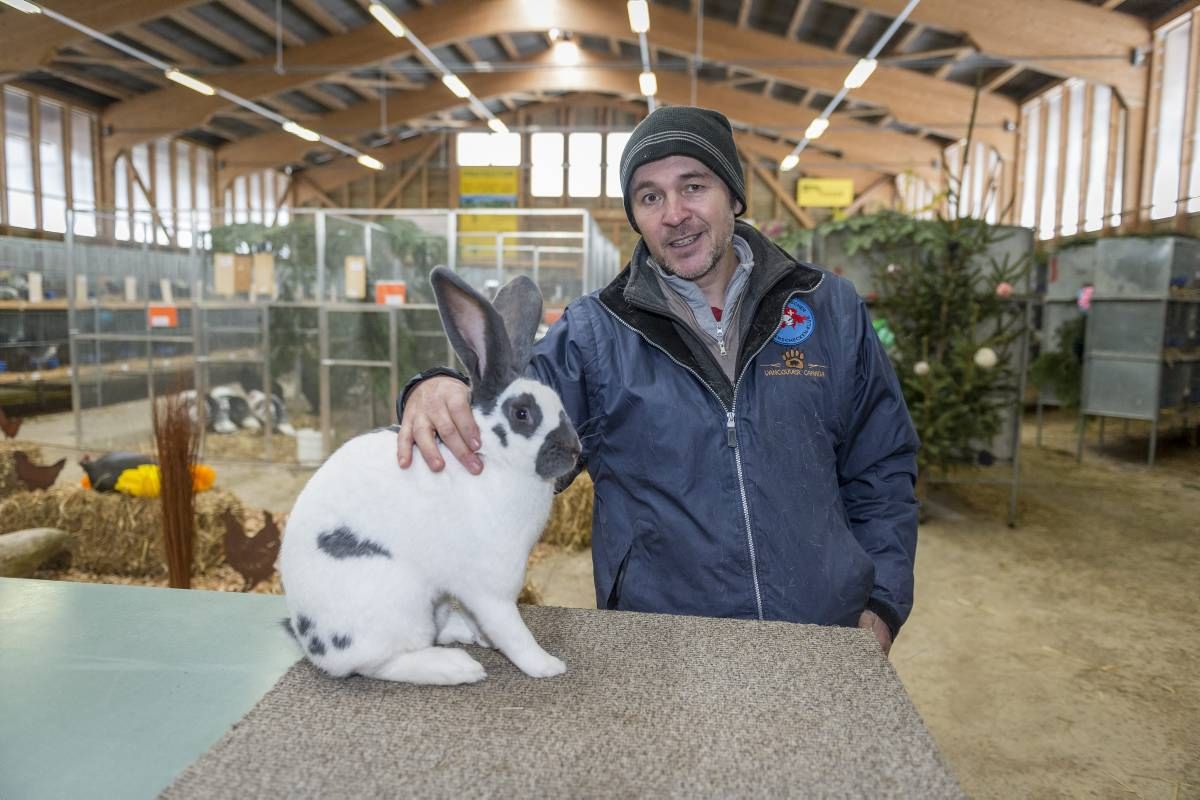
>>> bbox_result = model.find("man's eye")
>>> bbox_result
[640,193,659,204]
[685,183,703,192]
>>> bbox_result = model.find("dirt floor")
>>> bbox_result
[9,402,1200,798]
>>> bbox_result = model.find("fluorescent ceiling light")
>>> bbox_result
[843,58,877,89]
[627,0,650,33]
[639,71,657,96]
[548,27,562,41]
[282,121,321,142]
[552,39,581,66]
[442,74,471,98]
[805,118,829,140]
[780,154,800,172]
[488,118,509,134]
[0,0,40,12]
[357,154,385,170]
[368,2,406,37]
[164,69,215,96]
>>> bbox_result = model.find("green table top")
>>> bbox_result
[0,577,298,800]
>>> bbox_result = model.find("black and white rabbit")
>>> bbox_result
[278,267,581,685]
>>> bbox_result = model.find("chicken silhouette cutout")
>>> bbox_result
[0,407,22,439]
[14,450,66,490]
[223,509,282,592]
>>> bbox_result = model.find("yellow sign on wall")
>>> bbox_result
[459,167,519,197]
[797,178,855,208]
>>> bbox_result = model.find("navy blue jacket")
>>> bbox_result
[528,223,919,635]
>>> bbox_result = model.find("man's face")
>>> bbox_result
[629,155,740,284]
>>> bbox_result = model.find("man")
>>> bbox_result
[396,106,918,654]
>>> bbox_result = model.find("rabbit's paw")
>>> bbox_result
[436,649,489,684]
[513,650,566,679]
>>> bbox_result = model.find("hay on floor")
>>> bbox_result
[0,485,243,576]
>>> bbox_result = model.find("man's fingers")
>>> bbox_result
[445,393,481,450]
[411,422,445,472]
[396,423,413,467]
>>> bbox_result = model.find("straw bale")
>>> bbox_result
[0,441,44,500]
[540,472,594,550]
[0,486,243,576]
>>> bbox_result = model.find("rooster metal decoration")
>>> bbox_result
[14,450,66,490]
[222,509,282,592]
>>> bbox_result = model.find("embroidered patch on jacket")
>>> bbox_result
[761,348,828,378]
[773,298,815,345]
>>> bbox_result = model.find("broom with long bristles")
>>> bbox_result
[153,391,199,589]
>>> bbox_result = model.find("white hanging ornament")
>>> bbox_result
[913,360,930,376]
[886,263,900,274]
[973,347,998,369]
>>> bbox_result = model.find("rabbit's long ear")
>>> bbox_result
[491,275,543,370]
[430,266,515,407]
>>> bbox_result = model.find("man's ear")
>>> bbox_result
[732,196,745,216]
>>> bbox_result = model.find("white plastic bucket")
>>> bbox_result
[295,428,323,466]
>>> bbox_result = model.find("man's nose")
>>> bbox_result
[662,193,690,227]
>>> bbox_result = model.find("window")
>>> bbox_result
[1039,89,1062,240]
[131,143,153,242]
[4,88,36,229]
[605,132,632,197]
[531,133,564,197]
[1019,103,1040,230]
[70,110,96,237]
[568,133,601,198]
[1150,18,1191,219]
[234,175,248,224]
[455,132,520,166]
[154,138,173,244]
[39,100,67,234]
[249,170,262,224]
[1111,110,1125,228]
[1084,86,1112,232]
[176,141,193,248]
[196,147,212,233]
[114,154,131,241]
[1060,82,1085,237]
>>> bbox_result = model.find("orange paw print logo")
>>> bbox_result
[782,349,805,369]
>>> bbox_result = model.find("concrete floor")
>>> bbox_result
[12,401,1200,799]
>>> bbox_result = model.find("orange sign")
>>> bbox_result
[375,280,408,306]
[147,305,179,328]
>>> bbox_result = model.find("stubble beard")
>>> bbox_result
[659,228,734,284]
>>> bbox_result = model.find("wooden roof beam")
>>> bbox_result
[834,0,1150,105]
[221,50,939,186]
[0,0,203,73]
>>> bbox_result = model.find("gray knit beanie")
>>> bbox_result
[619,106,747,233]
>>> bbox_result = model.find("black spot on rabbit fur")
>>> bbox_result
[502,393,542,438]
[331,634,352,650]
[281,617,295,638]
[317,527,393,559]
[308,636,327,656]
[492,424,507,447]
[296,615,314,636]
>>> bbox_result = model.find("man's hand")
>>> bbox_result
[396,376,482,474]
[858,609,893,656]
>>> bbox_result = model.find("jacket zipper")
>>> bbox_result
[601,293,804,622]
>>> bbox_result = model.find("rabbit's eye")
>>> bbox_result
[515,408,529,421]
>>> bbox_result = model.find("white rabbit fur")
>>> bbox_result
[278,267,580,686]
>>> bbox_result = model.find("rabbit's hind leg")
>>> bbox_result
[360,646,487,685]
[434,599,492,647]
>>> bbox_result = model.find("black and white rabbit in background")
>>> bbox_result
[279,266,581,685]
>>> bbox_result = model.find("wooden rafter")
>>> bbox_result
[835,9,868,53]
[737,0,753,29]
[983,63,1024,93]
[104,0,1017,161]
[288,0,348,35]
[0,0,204,73]
[219,0,304,48]
[169,9,262,61]
[833,0,1150,105]
[216,49,941,187]
[376,136,443,207]
[742,151,815,228]
[786,0,813,40]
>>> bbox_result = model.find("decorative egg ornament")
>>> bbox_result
[913,360,930,376]
[974,347,998,369]
[995,281,1013,299]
